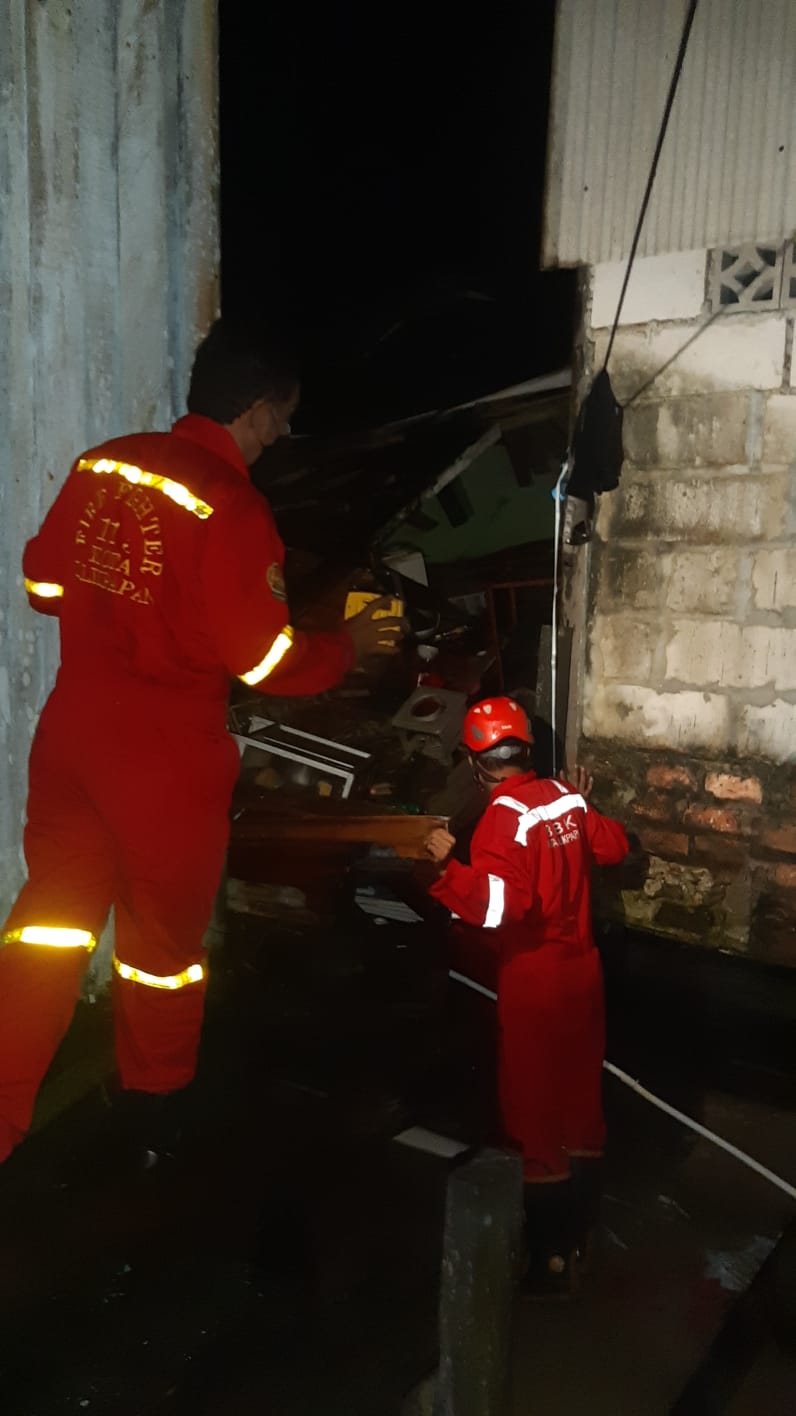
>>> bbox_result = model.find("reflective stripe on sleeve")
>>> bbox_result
[3,925,96,950]
[484,874,506,928]
[25,578,64,600]
[239,627,295,686]
[113,956,204,991]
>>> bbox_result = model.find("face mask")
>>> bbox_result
[469,745,529,788]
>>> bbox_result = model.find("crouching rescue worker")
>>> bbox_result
[425,697,628,1298]
[0,320,403,1166]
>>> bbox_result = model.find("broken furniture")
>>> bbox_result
[484,577,554,692]
[228,792,447,925]
[231,713,371,801]
[391,687,467,763]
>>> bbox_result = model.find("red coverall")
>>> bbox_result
[430,771,628,1182]
[0,414,354,1162]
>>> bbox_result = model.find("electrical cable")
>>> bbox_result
[603,0,700,370]
[549,456,568,777]
[448,967,796,1202]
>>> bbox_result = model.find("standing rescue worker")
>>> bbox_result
[0,320,402,1165]
[425,697,628,1298]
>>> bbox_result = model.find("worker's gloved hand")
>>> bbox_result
[425,827,456,866]
[566,765,594,800]
[345,595,405,663]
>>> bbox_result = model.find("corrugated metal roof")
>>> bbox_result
[544,0,796,267]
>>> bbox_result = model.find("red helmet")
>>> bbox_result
[463,697,533,753]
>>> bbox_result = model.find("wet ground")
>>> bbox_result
[1,919,794,1415]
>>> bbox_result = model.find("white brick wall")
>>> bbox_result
[737,701,796,763]
[762,395,796,466]
[600,473,786,544]
[623,395,748,469]
[589,614,655,681]
[594,547,671,612]
[583,291,794,776]
[738,627,796,693]
[582,260,795,953]
[591,250,708,329]
[666,548,741,615]
[664,622,796,692]
[583,683,731,753]
[664,621,741,689]
[752,549,796,612]
[592,316,787,404]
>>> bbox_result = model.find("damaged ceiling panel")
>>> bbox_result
[254,372,572,557]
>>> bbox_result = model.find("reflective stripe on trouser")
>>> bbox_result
[0,700,237,1164]
[2,925,97,950]
[113,955,204,991]
[111,952,208,1099]
[0,924,98,1162]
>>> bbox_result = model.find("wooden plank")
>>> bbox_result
[232,812,448,861]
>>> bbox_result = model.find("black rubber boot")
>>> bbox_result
[520,1179,578,1301]
[113,1087,188,1172]
[570,1156,604,1276]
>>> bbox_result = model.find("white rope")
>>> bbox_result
[448,970,796,1202]
[448,969,499,1002]
[603,1061,796,1203]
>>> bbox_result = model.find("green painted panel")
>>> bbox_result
[383,445,555,564]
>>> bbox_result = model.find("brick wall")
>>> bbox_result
[588,746,796,964]
[579,289,796,961]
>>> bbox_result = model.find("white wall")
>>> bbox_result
[577,246,796,955]
[0,1,219,935]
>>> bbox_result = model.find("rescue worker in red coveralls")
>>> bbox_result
[0,320,403,1167]
[425,696,629,1298]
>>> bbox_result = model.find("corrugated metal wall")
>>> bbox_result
[544,0,796,267]
[0,0,218,922]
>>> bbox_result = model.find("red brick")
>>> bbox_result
[704,772,762,804]
[760,826,796,857]
[646,765,696,791]
[773,863,796,891]
[639,828,690,859]
[753,937,796,967]
[632,794,674,823]
[692,837,747,868]
[683,805,740,834]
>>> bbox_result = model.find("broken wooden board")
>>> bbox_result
[228,801,448,917]
[232,810,447,860]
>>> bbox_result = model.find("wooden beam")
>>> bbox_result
[232,811,448,861]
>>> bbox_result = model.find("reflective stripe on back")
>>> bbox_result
[493,791,588,845]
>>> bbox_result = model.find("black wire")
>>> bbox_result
[603,0,700,371]
[623,235,789,406]
[623,306,723,407]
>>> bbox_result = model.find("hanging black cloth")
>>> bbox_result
[566,368,624,501]
[562,0,699,509]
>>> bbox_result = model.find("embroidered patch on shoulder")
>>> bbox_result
[267,563,287,602]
